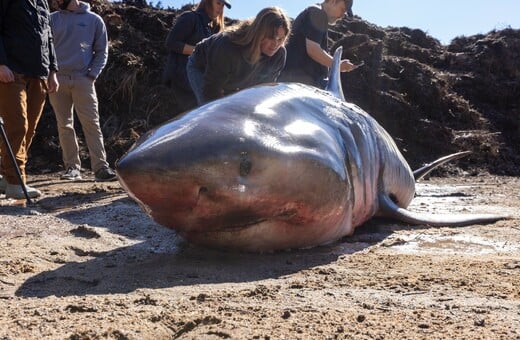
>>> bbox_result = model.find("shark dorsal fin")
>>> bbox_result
[325,46,345,101]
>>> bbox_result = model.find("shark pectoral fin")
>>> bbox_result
[413,151,472,181]
[377,193,510,227]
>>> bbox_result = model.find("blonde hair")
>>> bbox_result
[196,0,225,33]
[225,7,291,64]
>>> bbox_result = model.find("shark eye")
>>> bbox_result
[389,193,399,205]
[239,152,252,176]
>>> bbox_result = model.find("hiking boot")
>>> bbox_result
[5,183,42,199]
[95,167,117,182]
[0,175,6,194]
[61,167,82,181]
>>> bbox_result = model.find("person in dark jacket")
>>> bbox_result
[0,0,59,199]
[162,0,230,111]
[279,0,355,88]
[187,6,291,105]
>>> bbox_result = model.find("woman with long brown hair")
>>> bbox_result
[187,6,291,105]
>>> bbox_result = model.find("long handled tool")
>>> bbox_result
[0,117,33,205]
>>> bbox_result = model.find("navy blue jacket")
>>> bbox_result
[162,8,217,91]
[0,0,58,78]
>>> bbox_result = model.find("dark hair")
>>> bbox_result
[196,0,225,33]
[226,7,291,64]
[344,0,354,17]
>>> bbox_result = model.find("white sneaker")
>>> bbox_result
[0,175,6,194]
[61,167,82,181]
[5,183,41,199]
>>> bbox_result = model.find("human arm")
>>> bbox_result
[88,16,108,79]
[200,37,234,101]
[0,1,13,82]
[305,38,333,68]
[47,7,59,77]
[45,3,58,91]
[202,57,231,101]
[165,12,197,56]
[305,39,355,72]
[302,6,355,73]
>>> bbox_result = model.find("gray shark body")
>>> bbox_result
[116,48,505,251]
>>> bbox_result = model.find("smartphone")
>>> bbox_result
[352,61,365,70]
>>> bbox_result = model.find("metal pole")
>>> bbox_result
[0,117,33,204]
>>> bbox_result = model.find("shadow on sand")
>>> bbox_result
[15,197,395,298]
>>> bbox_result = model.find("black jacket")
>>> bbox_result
[162,8,217,91]
[0,0,58,78]
[191,32,286,101]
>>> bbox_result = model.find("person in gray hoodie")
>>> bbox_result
[49,0,116,182]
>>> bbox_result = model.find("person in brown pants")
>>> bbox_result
[0,0,59,199]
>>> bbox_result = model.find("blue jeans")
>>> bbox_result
[186,55,205,105]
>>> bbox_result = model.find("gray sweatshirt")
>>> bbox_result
[50,1,108,79]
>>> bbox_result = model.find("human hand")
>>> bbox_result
[0,65,15,83]
[350,61,365,71]
[340,59,355,72]
[47,71,59,93]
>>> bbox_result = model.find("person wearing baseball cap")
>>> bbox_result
[279,0,356,88]
[162,0,230,110]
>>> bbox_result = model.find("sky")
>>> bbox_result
[154,0,519,45]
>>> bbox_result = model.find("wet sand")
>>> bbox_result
[1,174,519,338]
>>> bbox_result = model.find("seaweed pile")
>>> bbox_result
[32,0,520,175]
